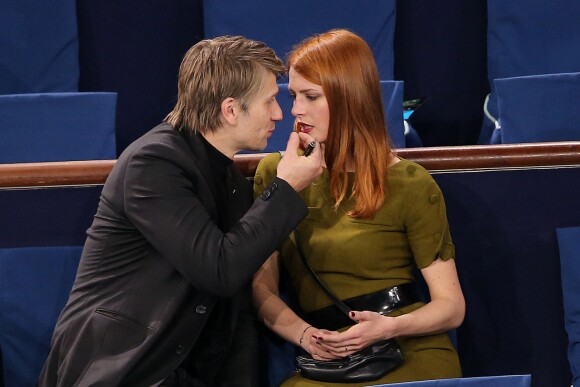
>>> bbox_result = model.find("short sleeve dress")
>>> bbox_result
[253,153,461,386]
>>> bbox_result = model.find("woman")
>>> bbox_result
[253,29,465,386]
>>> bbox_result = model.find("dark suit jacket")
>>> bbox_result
[38,123,307,386]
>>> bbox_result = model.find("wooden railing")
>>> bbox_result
[1,142,580,189]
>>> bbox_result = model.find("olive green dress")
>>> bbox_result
[253,153,461,386]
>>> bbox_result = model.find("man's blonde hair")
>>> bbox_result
[165,36,285,133]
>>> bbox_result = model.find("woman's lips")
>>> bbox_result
[298,122,314,134]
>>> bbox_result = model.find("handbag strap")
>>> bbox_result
[294,229,352,316]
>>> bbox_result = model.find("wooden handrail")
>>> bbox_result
[1,142,580,189]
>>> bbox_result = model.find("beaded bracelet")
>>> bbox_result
[299,325,314,346]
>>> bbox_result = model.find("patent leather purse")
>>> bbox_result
[293,230,404,383]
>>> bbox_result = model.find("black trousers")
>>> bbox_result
[162,308,261,387]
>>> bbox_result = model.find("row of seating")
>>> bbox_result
[1,1,579,386]
[4,1,580,149]
[3,145,580,386]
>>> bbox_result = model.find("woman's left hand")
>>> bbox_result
[314,310,396,357]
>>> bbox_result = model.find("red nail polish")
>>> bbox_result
[350,311,355,318]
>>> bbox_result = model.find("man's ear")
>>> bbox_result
[220,97,238,126]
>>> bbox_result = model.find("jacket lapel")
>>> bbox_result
[179,129,222,222]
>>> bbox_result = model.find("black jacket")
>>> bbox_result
[39,123,307,386]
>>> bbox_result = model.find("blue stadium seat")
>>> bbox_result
[557,226,580,387]
[491,72,580,143]
[0,247,82,386]
[374,375,531,387]
[203,0,396,81]
[480,0,580,144]
[0,91,116,386]
[0,92,117,163]
[0,0,79,94]
[479,0,580,144]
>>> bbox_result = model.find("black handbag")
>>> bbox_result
[293,230,404,383]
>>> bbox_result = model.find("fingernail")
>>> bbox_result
[350,311,355,317]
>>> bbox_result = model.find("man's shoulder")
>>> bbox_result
[120,123,191,159]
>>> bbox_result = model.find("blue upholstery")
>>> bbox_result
[373,375,531,387]
[0,92,117,163]
[0,91,115,385]
[0,0,79,94]
[492,72,580,143]
[0,247,82,387]
[261,81,409,153]
[557,226,580,387]
[480,0,580,143]
[436,167,577,385]
[0,184,102,387]
[203,0,396,81]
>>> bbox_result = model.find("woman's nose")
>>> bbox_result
[291,99,302,117]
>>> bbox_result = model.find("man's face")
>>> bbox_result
[234,72,283,151]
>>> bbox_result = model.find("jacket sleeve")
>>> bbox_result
[122,147,307,298]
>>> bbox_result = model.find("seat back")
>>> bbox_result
[0,247,83,386]
[374,375,531,386]
[203,0,396,81]
[493,72,580,143]
[557,226,580,387]
[0,181,103,386]
[480,0,580,143]
[0,0,79,94]
[0,92,117,163]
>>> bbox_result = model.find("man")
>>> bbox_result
[39,36,322,386]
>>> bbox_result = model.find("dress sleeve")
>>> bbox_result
[253,152,282,200]
[403,167,455,269]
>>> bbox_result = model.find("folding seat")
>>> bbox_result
[0,0,78,94]
[203,0,396,80]
[491,72,580,143]
[0,92,117,163]
[480,0,580,144]
[373,374,531,387]
[557,226,580,387]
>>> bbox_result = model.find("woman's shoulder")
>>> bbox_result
[391,158,433,183]
[253,152,283,189]
[259,151,283,167]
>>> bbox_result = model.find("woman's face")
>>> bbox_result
[288,67,330,143]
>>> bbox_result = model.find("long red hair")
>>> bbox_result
[288,29,394,219]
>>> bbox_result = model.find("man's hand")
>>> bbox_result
[277,132,323,192]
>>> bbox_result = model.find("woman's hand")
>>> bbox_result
[311,311,395,357]
[302,328,344,360]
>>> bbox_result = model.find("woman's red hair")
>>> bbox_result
[288,29,394,219]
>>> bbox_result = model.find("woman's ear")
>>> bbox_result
[220,97,237,126]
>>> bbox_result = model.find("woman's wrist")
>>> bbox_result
[299,325,314,347]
